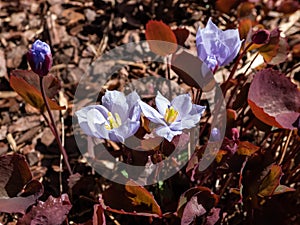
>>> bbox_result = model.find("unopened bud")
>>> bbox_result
[27,39,52,77]
[252,29,270,45]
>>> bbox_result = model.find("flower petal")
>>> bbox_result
[155,126,182,142]
[155,91,170,116]
[75,106,110,139]
[220,29,242,65]
[171,93,192,120]
[126,91,140,110]
[108,132,122,143]
[170,120,193,130]
[139,100,166,125]
[102,90,128,121]
[190,104,206,115]
[112,120,140,142]
[170,104,206,130]
[86,108,109,139]
[126,91,141,121]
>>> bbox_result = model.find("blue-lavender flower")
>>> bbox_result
[139,91,206,142]
[27,39,52,77]
[196,18,242,72]
[76,90,141,143]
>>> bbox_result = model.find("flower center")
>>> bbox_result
[164,106,179,124]
[105,112,122,130]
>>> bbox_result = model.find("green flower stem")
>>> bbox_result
[39,76,73,175]
[222,42,254,96]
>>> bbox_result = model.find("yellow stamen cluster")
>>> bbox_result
[164,106,179,124]
[105,112,122,130]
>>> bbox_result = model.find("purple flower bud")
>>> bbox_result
[210,127,221,142]
[251,29,270,45]
[27,40,52,77]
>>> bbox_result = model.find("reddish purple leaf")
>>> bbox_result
[17,194,72,225]
[172,28,190,46]
[0,154,32,197]
[11,69,61,99]
[0,154,43,214]
[10,70,65,110]
[181,196,206,225]
[171,50,215,90]
[91,203,106,225]
[177,186,218,218]
[205,208,221,225]
[248,68,300,129]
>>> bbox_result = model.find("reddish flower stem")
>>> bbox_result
[222,42,254,96]
[40,76,73,175]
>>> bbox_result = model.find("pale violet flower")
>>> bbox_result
[75,90,141,143]
[139,92,206,142]
[196,18,242,72]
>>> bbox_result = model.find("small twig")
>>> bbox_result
[286,62,300,76]
[40,76,73,175]
[219,173,233,197]
[278,130,293,165]
[59,115,65,194]
[166,55,171,80]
